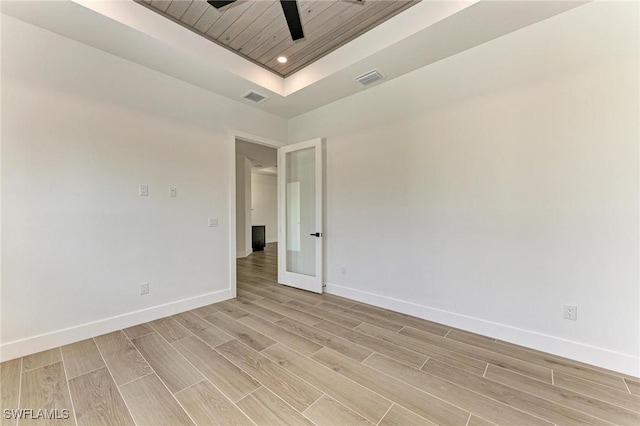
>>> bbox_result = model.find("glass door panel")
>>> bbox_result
[278,139,323,293]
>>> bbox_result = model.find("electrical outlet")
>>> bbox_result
[341,266,347,276]
[140,282,149,295]
[139,184,149,196]
[169,187,177,197]
[563,304,577,320]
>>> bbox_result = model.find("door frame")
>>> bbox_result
[227,130,285,297]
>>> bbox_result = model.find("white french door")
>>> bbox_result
[277,138,323,293]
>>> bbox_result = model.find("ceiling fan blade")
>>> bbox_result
[207,0,236,9]
[279,0,304,41]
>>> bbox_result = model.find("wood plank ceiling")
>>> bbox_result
[136,0,419,77]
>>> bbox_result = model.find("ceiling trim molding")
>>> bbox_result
[71,0,478,97]
[283,0,478,96]
[72,0,285,94]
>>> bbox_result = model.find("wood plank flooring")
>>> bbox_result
[2,243,638,425]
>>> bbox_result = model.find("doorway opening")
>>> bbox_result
[235,138,279,293]
[228,133,324,297]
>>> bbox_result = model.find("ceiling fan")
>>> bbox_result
[207,0,305,41]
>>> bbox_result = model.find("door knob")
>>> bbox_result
[309,232,322,237]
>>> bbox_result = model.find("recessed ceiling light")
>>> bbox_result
[277,56,288,64]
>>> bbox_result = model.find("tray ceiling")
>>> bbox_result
[2,0,587,117]
[136,0,419,77]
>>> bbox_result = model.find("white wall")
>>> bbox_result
[288,2,639,375]
[251,173,278,243]
[1,15,287,360]
[235,155,252,257]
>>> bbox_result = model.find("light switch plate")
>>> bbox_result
[139,184,149,196]
[169,187,177,197]
[208,217,218,227]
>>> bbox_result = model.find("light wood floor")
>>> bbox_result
[2,244,639,425]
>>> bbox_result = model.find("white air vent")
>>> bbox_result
[242,90,269,104]
[355,69,384,86]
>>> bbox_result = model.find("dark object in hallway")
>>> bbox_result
[252,225,266,251]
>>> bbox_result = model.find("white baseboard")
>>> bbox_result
[325,283,640,377]
[236,249,253,258]
[0,288,232,362]
[266,239,278,244]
